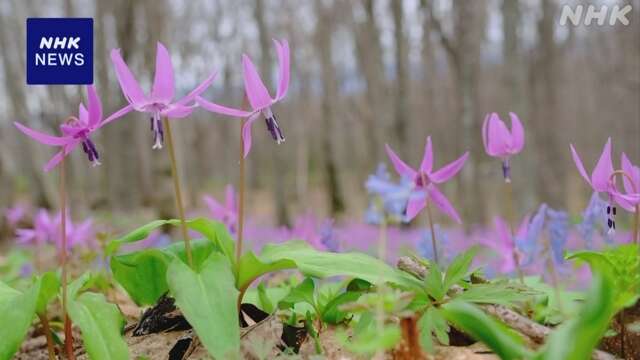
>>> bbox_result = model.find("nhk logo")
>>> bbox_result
[26,18,93,84]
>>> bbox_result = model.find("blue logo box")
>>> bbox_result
[26,18,93,85]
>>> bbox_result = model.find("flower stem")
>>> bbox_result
[163,118,193,268]
[503,180,525,284]
[59,157,75,360]
[376,213,388,334]
[38,313,56,360]
[426,202,439,265]
[236,116,246,266]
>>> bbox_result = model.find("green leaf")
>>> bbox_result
[442,300,532,359]
[338,323,401,355]
[257,283,274,314]
[535,273,615,360]
[67,291,129,360]
[279,277,316,310]
[0,279,40,360]
[424,264,445,301]
[167,253,240,359]
[322,291,362,325]
[35,271,60,315]
[106,219,169,256]
[110,238,215,305]
[455,283,531,307]
[418,307,449,352]
[444,246,478,290]
[237,241,421,292]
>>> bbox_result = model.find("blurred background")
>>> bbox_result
[0,0,638,233]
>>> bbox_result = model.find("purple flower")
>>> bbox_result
[515,204,547,266]
[417,225,449,262]
[482,112,525,182]
[365,163,413,223]
[5,203,29,228]
[546,208,570,264]
[197,39,290,157]
[14,86,130,171]
[288,213,337,251]
[16,209,56,247]
[203,185,238,234]
[111,42,217,149]
[578,193,608,248]
[385,137,469,223]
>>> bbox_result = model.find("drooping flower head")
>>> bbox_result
[203,185,238,234]
[385,137,469,223]
[14,85,129,171]
[111,42,217,149]
[570,138,636,234]
[197,39,290,157]
[482,112,525,182]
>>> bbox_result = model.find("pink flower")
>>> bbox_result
[385,136,469,223]
[110,42,217,149]
[203,185,238,234]
[618,153,640,206]
[16,209,55,246]
[16,209,95,250]
[5,203,29,227]
[486,216,530,274]
[197,39,290,157]
[482,112,524,182]
[14,85,129,171]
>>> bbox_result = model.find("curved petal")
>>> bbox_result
[14,122,70,146]
[509,112,524,154]
[241,112,262,158]
[151,42,175,103]
[621,153,640,194]
[196,97,253,118]
[110,48,147,106]
[427,185,462,224]
[405,192,427,221]
[420,136,433,173]
[384,144,417,179]
[242,54,272,110]
[274,39,290,101]
[87,84,103,127]
[43,141,80,172]
[203,195,227,220]
[612,191,638,211]
[487,113,510,157]
[591,138,614,192]
[100,104,134,127]
[570,144,592,187]
[430,152,469,184]
[78,103,89,126]
[161,103,195,119]
[175,70,218,106]
[482,113,491,155]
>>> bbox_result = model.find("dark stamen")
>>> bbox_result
[502,159,511,182]
[264,114,285,144]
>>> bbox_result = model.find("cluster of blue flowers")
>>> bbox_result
[364,163,413,225]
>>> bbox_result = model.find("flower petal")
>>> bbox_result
[14,122,70,146]
[225,184,236,212]
[87,85,102,127]
[482,113,491,155]
[430,152,469,184]
[487,113,510,157]
[427,185,462,224]
[242,54,273,110]
[621,153,640,194]
[406,191,427,221]
[203,195,227,220]
[43,141,80,172]
[101,104,134,127]
[175,71,218,106]
[78,103,89,126]
[591,138,614,192]
[274,39,290,101]
[151,42,175,103]
[161,103,195,119]
[384,144,417,179]
[420,136,433,173]
[570,144,592,187]
[509,112,524,154]
[110,48,147,106]
[196,97,253,117]
[241,112,262,158]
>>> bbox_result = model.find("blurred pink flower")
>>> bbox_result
[483,216,530,274]
[197,39,290,157]
[14,85,130,171]
[5,203,29,227]
[16,209,94,250]
[385,136,469,223]
[111,42,216,149]
[482,112,524,182]
[203,185,238,234]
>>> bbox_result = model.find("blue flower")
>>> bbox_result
[417,225,449,262]
[578,192,608,247]
[364,163,413,224]
[547,208,570,264]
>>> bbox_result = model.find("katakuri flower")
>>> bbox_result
[14,85,129,171]
[203,185,238,234]
[197,39,290,157]
[482,112,524,182]
[570,138,635,233]
[385,137,469,223]
[5,202,29,227]
[111,42,217,149]
[492,216,530,273]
